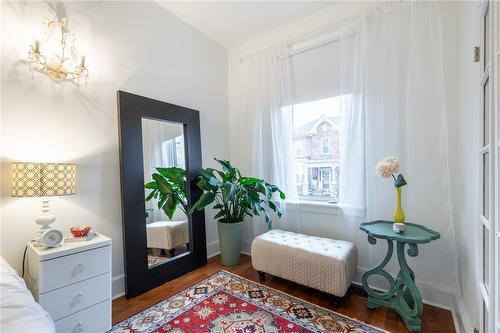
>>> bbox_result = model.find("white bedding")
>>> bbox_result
[0,256,55,333]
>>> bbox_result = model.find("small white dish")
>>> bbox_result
[393,222,406,233]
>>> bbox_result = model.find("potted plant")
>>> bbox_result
[189,159,285,265]
[144,167,187,219]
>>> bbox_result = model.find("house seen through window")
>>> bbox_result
[293,96,349,203]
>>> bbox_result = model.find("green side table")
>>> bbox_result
[359,220,440,332]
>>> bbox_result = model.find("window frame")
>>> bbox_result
[321,136,331,155]
[295,140,304,157]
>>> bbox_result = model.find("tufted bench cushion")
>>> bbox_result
[146,220,189,251]
[251,229,358,297]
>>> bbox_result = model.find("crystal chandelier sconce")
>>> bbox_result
[27,17,88,84]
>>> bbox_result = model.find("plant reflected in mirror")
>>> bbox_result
[145,167,187,220]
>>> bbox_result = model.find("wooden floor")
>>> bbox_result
[113,254,455,333]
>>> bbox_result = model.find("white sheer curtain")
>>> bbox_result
[348,2,459,294]
[339,23,366,212]
[237,46,299,238]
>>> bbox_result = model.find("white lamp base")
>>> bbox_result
[33,200,62,247]
[35,200,56,232]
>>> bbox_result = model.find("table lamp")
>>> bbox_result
[11,162,76,247]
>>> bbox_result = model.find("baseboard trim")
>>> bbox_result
[208,242,458,311]
[112,241,222,298]
[453,295,474,333]
[241,240,251,255]
[350,278,455,311]
[113,291,125,300]
[112,244,460,316]
[353,267,457,311]
[451,301,462,333]
[112,274,125,299]
[207,240,220,258]
[355,266,458,296]
[207,240,253,257]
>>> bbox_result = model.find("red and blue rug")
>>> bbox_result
[111,271,387,333]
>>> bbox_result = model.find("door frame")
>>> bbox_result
[478,1,498,332]
[493,2,499,331]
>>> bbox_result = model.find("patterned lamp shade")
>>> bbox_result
[11,162,76,197]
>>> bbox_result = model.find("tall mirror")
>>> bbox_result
[141,118,190,268]
[118,91,207,298]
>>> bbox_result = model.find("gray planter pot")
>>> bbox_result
[217,220,244,266]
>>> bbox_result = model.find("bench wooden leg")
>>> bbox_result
[168,249,175,257]
[332,295,343,307]
[257,271,266,282]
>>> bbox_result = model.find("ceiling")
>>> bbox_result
[159,1,333,48]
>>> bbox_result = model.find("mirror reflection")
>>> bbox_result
[142,118,190,268]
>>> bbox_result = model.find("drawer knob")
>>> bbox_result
[71,293,84,307]
[74,264,85,274]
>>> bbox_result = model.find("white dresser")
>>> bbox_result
[24,233,112,333]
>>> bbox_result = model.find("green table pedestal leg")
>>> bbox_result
[362,236,423,332]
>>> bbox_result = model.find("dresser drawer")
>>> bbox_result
[54,299,111,333]
[39,272,111,321]
[38,245,111,293]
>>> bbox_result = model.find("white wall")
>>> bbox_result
[0,1,228,297]
[445,2,481,332]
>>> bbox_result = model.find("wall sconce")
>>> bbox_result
[27,17,88,84]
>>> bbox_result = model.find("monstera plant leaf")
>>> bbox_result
[145,167,188,220]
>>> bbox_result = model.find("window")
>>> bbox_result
[292,32,355,203]
[320,168,331,190]
[174,136,185,168]
[294,141,304,157]
[321,137,330,155]
[290,34,354,204]
[161,135,185,168]
[292,96,348,203]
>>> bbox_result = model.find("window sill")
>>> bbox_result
[280,200,366,217]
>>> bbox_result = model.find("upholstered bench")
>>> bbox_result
[251,229,357,304]
[146,220,189,256]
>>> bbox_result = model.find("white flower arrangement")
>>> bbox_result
[375,156,400,178]
[375,156,407,188]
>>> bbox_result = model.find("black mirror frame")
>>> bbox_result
[117,90,207,298]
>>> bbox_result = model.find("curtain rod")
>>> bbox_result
[239,16,355,63]
[238,0,407,63]
[289,30,354,57]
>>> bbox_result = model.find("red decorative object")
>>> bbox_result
[70,225,92,237]
[111,271,387,333]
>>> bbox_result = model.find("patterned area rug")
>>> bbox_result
[148,255,169,266]
[111,271,387,333]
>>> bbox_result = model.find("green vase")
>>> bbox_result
[217,220,244,266]
[393,187,405,223]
